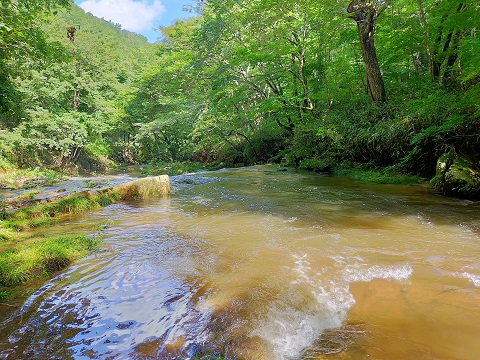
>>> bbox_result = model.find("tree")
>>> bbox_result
[417,0,478,87]
[0,0,70,52]
[123,18,202,163]
[346,0,388,102]
[1,2,158,170]
[0,0,71,126]
[191,0,330,163]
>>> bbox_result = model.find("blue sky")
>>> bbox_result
[75,0,198,42]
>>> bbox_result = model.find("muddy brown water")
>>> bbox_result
[1,166,479,359]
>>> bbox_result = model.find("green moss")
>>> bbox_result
[0,235,100,287]
[0,190,115,299]
[437,154,480,198]
[2,191,119,232]
[3,217,59,232]
[98,191,120,206]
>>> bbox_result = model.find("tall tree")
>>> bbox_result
[124,18,202,163]
[193,0,326,161]
[346,0,388,102]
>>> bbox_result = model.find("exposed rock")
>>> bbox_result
[111,175,170,200]
[435,152,480,199]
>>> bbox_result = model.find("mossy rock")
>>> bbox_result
[112,175,170,200]
[435,153,480,199]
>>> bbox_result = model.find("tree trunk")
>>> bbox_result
[428,3,465,83]
[357,25,386,102]
[430,14,447,82]
[72,88,80,110]
[442,29,462,86]
[348,1,386,103]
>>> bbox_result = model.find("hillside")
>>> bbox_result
[0,3,158,173]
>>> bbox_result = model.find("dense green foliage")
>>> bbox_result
[1,0,479,181]
[1,1,155,172]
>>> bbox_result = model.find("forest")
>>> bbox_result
[1,2,479,356]
[1,0,479,197]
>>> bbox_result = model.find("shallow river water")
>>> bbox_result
[1,166,480,359]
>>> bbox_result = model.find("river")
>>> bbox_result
[1,165,479,359]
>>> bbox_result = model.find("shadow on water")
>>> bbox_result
[1,165,479,359]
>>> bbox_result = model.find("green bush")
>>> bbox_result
[334,168,423,185]
[298,158,334,173]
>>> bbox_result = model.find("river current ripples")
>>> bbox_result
[1,165,479,360]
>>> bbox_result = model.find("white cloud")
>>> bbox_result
[79,0,165,32]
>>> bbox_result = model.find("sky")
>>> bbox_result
[74,0,198,43]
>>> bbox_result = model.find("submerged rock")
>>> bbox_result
[435,152,480,199]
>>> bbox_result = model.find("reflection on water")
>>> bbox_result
[1,165,480,359]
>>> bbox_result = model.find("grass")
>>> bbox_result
[0,235,100,287]
[286,158,424,185]
[0,189,119,300]
[298,158,334,173]
[0,227,17,242]
[348,170,423,185]
[16,190,40,200]
[333,166,424,185]
[1,191,120,232]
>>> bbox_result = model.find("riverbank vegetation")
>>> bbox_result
[1,190,119,230]
[0,190,119,298]
[0,235,100,292]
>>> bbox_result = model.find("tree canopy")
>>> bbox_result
[0,0,478,180]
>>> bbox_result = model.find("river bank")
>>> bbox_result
[0,174,170,300]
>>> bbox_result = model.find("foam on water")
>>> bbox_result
[343,263,413,283]
[251,254,355,359]
[458,272,480,287]
[251,254,414,359]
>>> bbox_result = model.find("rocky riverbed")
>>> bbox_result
[1,174,137,211]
